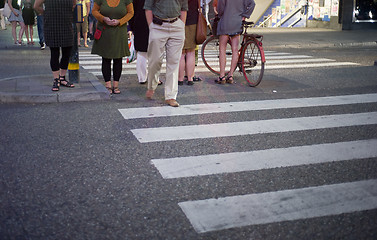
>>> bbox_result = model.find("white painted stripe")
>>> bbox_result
[178,179,377,233]
[266,62,359,69]
[119,93,377,119]
[131,112,377,143]
[266,58,335,64]
[151,139,377,179]
[267,55,312,59]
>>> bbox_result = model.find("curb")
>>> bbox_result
[0,72,111,104]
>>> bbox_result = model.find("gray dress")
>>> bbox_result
[216,0,255,36]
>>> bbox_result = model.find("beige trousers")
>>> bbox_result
[147,19,185,100]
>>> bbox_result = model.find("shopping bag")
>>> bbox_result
[126,34,136,63]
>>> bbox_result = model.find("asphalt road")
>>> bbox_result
[1,45,377,239]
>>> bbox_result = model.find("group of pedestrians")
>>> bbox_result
[2,0,45,48]
[2,0,256,108]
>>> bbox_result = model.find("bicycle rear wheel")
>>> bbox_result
[201,35,232,75]
[240,40,265,87]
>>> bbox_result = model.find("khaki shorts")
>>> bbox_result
[76,16,89,33]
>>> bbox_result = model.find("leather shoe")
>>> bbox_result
[165,99,179,107]
[146,90,154,99]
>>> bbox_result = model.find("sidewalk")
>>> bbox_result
[0,27,376,104]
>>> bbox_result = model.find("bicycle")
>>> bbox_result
[201,21,266,87]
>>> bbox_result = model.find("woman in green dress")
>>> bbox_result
[91,0,134,94]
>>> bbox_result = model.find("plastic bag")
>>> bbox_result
[126,34,136,63]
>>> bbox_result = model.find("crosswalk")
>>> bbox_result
[118,93,377,234]
[79,49,359,77]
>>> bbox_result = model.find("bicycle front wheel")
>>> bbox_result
[201,35,232,75]
[241,40,265,87]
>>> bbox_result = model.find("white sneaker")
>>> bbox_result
[40,43,45,50]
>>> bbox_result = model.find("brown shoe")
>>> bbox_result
[146,90,154,99]
[165,99,179,107]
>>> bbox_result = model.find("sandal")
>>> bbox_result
[52,78,60,91]
[226,75,234,84]
[215,76,226,84]
[59,75,75,88]
[113,87,121,94]
[106,86,113,94]
[193,76,202,81]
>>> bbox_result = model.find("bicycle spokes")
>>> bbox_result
[241,40,264,87]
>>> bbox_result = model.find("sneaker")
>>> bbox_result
[40,43,45,50]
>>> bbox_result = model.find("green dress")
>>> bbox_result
[91,0,131,59]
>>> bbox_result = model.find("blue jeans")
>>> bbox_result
[37,15,44,45]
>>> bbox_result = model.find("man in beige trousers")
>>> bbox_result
[144,0,188,107]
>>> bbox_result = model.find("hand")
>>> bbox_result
[103,17,119,26]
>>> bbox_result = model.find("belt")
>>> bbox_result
[154,15,179,23]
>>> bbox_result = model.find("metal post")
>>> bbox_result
[69,4,82,83]
[68,23,79,83]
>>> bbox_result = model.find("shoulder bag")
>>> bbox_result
[195,0,207,44]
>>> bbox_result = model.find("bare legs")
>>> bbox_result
[218,34,240,83]
[11,21,25,44]
[178,48,195,85]
[25,25,34,44]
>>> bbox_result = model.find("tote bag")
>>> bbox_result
[3,3,12,18]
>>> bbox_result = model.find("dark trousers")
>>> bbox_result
[101,58,122,82]
[50,46,72,72]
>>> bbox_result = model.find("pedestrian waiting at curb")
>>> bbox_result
[178,0,199,86]
[34,0,76,91]
[91,0,134,94]
[76,0,90,48]
[8,0,25,45]
[215,0,255,85]
[35,3,45,50]
[21,0,35,45]
[144,0,188,107]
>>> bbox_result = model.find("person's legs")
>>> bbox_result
[50,47,60,91]
[11,21,18,43]
[83,16,89,47]
[0,9,6,30]
[101,57,112,91]
[178,50,186,84]
[112,58,122,94]
[18,22,25,43]
[136,51,148,83]
[218,34,229,83]
[25,25,30,43]
[59,46,74,87]
[227,35,240,83]
[164,21,185,101]
[29,25,33,43]
[36,15,45,48]
[146,23,165,98]
[185,49,195,84]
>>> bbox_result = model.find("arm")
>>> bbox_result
[86,0,90,16]
[118,3,134,26]
[180,10,187,23]
[242,0,255,19]
[33,0,45,15]
[92,2,111,25]
[8,0,18,16]
[145,9,152,26]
